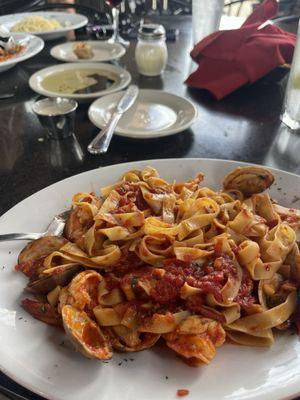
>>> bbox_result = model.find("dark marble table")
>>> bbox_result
[0,13,299,400]
[1,16,299,217]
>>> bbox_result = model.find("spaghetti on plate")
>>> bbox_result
[11,16,61,33]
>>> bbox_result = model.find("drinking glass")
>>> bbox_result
[192,0,224,44]
[106,0,129,46]
[281,20,300,131]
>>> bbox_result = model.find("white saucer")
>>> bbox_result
[50,41,126,63]
[88,89,198,138]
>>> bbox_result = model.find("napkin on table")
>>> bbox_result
[185,0,296,100]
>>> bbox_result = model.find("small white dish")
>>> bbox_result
[0,12,88,41]
[0,33,44,73]
[50,41,126,63]
[29,62,132,102]
[88,89,198,138]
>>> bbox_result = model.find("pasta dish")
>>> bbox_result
[0,35,24,62]
[16,165,300,366]
[11,16,61,33]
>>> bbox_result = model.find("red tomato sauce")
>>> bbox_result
[185,296,225,323]
[114,251,256,320]
[267,219,279,229]
[151,266,185,304]
[282,214,299,224]
[105,274,121,291]
[15,256,47,279]
[82,323,105,350]
[177,389,189,397]
[21,299,62,327]
[151,256,237,305]
[112,249,147,275]
[234,272,256,309]
[115,183,149,211]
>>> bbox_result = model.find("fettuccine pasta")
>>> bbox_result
[16,165,300,366]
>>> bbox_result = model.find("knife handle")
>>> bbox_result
[88,112,122,155]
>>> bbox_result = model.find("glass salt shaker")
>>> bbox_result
[135,24,168,77]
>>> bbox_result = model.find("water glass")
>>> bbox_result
[192,0,224,44]
[281,20,300,131]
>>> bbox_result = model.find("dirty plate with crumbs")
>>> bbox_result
[29,62,131,102]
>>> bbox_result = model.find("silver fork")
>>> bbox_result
[0,210,70,242]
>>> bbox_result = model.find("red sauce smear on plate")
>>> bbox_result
[177,389,189,397]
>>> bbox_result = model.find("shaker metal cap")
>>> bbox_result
[138,23,166,41]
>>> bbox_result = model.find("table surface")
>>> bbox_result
[0,13,300,400]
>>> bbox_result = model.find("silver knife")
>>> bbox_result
[0,210,69,241]
[87,85,139,155]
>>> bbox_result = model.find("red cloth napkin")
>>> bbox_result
[185,0,296,100]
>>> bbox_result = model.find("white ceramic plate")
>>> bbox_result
[0,158,300,400]
[0,12,88,41]
[0,33,44,73]
[50,41,126,63]
[29,62,131,102]
[88,90,198,138]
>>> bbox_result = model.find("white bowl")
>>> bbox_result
[29,62,132,102]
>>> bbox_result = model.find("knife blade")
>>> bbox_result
[87,85,139,155]
[115,84,139,114]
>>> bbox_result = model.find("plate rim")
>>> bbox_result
[0,158,300,400]
[28,62,132,99]
[0,33,44,69]
[50,41,126,63]
[0,11,88,35]
[88,89,199,138]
